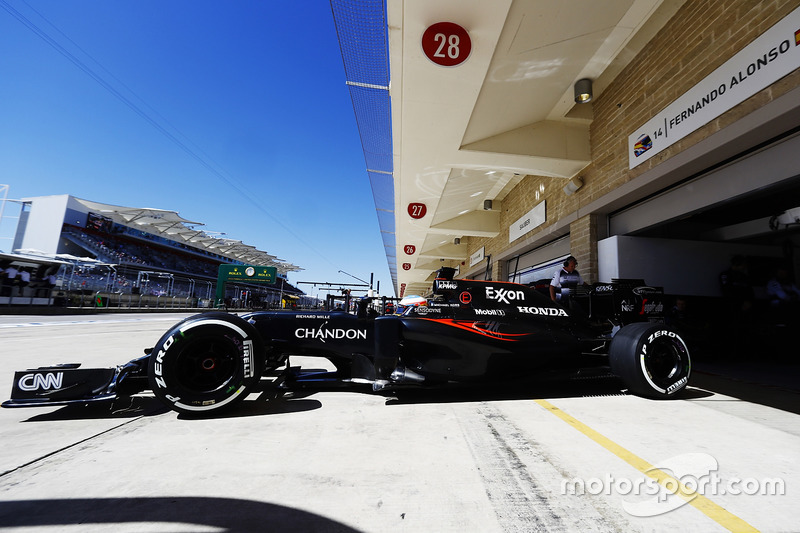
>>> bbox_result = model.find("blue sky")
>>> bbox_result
[0,0,393,298]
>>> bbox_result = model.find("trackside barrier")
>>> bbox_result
[0,296,54,307]
[63,291,202,310]
[67,291,275,310]
[1,290,310,313]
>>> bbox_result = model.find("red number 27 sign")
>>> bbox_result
[407,203,427,219]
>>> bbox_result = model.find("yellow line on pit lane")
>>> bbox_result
[534,399,759,533]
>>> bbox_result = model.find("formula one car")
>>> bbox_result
[2,268,691,415]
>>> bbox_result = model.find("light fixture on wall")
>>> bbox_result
[574,78,593,104]
[563,177,584,196]
[483,199,493,210]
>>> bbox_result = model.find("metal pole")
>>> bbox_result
[68,262,76,291]
[0,185,8,249]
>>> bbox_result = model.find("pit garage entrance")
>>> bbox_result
[601,130,800,298]
[601,130,800,369]
[506,236,571,286]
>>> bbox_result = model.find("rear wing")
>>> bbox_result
[575,279,666,323]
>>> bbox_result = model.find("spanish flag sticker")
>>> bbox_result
[634,134,652,157]
[796,28,800,46]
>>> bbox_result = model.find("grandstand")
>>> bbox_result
[1,194,308,308]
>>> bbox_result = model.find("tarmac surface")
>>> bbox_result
[0,312,798,532]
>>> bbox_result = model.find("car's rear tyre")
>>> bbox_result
[148,313,264,415]
[609,322,691,399]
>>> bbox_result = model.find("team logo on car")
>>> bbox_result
[295,322,367,342]
[640,299,664,315]
[517,306,568,317]
[18,372,63,391]
[475,309,506,316]
[435,280,458,290]
[485,287,525,304]
[632,286,660,296]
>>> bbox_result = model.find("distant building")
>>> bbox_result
[3,194,304,304]
[12,194,300,274]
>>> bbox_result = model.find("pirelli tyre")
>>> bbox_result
[609,322,691,399]
[148,313,264,415]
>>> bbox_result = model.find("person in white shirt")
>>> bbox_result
[2,264,18,297]
[550,256,585,303]
[18,268,31,295]
[0,264,6,296]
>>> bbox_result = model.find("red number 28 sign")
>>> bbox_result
[422,22,471,67]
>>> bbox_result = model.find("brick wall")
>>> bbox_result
[590,0,800,200]
[569,214,601,283]
[463,0,800,282]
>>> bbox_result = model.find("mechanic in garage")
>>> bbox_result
[550,256,586,304]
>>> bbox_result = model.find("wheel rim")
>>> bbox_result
[174,334,239,395]
[643,338,688,391]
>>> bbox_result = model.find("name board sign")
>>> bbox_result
[469,246,485,267]
[509,201,546,243]
[628,6,800,168]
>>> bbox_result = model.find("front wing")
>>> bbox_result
[2,357,149,408]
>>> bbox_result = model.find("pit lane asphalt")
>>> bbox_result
[0,313,798,532]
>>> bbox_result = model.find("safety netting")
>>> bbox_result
[330,0,397,290]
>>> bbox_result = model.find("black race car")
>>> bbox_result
[2,268,691,415]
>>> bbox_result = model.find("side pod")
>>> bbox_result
[372,316,402,389]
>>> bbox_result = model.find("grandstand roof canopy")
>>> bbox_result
[76,198,302,273]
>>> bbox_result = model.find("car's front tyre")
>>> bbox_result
[609,322,691,399]
[148,313,264,415]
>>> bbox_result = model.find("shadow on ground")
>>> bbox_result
[380,373,711,405]
[0,497,361,532]
[34,364,800,421]
[690,362,800,415]
[20,395,169,422]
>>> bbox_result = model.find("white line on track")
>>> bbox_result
[0,316,187,328]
